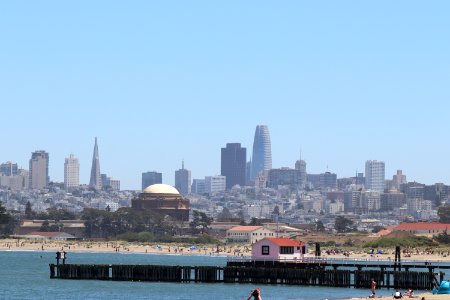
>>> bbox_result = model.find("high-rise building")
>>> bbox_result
[365,160,385,193]
[109,178,120,191]
[89,137,102,190]
[319,172,337,189]
[64,154,79,190]
[0,161,18,176]
[204,175,226,195]
[142,171,162,190]
[101,173,109,188]
[267,168,303,188]
[221,143,246,189]
[245,160,252,185]
[29,150,49,190]
[294,159,307,188]
[175,161,191,195]
[191,179,205,194]
[250,125,272,181]
[0,169,28,191]
[392,170,407,190]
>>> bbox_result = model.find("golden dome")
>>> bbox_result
[143,184,180,195]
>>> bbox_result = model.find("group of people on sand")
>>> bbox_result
[369,278,417,299]
[393,288,415,299]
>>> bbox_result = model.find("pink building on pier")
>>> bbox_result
[251,238,307,260]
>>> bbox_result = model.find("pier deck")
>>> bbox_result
[49,258,446,291]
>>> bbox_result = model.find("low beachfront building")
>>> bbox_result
[226,226,275,244]
[19,231,79,241]
[393,222,450,235]
[16,220,85,238]
[251,237,307,261]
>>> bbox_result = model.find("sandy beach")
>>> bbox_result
[2,238,450,262]
[0,238,251,256]
[349,293,448,300]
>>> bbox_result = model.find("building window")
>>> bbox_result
[262,245,269,255]
[280,246,294,254]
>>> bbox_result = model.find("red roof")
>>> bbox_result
[264,238,304,247]
[228,226,263,232]
[394,222,450,231]
[27,232,64,237]
[377,229,392,236]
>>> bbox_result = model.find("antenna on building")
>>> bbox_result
[182,159,184,170]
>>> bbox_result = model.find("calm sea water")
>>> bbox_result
[0,251,427,300]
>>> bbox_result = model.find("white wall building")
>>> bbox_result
[64,154,79,190]
[365,160,385,193]
[226,225,275,244]
[204,176,226,195]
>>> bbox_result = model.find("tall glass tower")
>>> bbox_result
[250,125,272,181]
[221,143,246,189]
[89,137,102,190]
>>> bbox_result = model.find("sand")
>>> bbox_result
[2,239,450,262]
[349,293,448,300]
[0,238,250,256]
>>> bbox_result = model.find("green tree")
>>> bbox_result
[217,207,233,222]
[40,220,64,232]
[372,225,386,233]
[249,217,262,226]
[25,201,35,219]
[435,229,450,244]
[334,216,354,233]
[315,220,325,232]
[438,205,450,223]
[190,210,212,234]
[0,202,13,235]
[273,205,280,215]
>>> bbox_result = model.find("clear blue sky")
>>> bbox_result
[1,1,449,190]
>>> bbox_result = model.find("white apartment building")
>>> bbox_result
[64,154,79,190]
[365,160,385,193]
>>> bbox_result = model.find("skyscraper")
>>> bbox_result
[365,160,385,192]
[175,161,191,195]
[295,159,307,188]
[250,125,272,181]
[89,137,102,189]
[29,150,49,190]
[64,154,79,190]
[0,161,18,176]
[221,143,246,189]
[142,171,162,190]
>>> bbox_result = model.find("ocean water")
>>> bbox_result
[0,251,423,300]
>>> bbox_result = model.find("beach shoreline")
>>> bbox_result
[348,292,448,300]
[2,238,450,262]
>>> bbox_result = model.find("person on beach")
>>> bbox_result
[369,278,377,298]
[393,290,403,299]
[247,288,262,300]
[404,288,414,298]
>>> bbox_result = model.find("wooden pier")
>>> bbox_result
[49,263,444,290]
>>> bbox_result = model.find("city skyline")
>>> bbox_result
[1,2,449,190]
